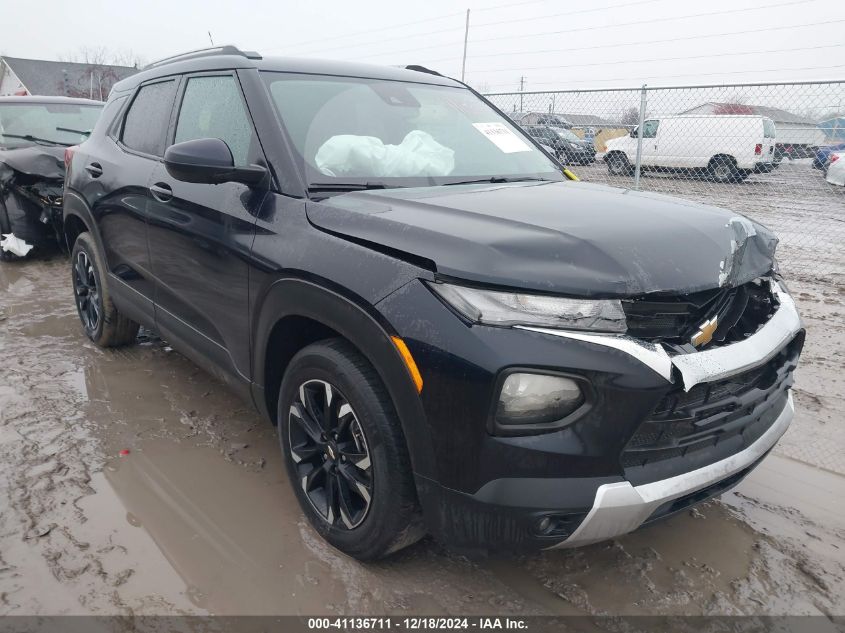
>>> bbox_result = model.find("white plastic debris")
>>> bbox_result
[0,233,34,257]
[315,130,455,178]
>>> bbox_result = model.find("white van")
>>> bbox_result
[604,114,776,182]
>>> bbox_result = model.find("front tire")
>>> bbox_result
[278,339,423,560]
[71,232,139,347]
[606,152,632,176]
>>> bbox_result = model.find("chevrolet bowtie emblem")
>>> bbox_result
[691,316,719,348]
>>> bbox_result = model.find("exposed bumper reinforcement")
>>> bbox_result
[550,391,793,549]
[519,280,802,391]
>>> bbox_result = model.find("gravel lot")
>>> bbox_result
[0,168,843,618]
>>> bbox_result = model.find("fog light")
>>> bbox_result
[536,517,553,534]
[495,373,584,428]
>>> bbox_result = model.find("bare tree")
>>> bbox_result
[61,47,145,69]
[620,106,640,126]
[56,47,145,101]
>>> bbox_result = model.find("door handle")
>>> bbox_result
[150,182,173,202]
[85,162,103,178]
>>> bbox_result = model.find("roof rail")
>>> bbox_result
[144,45,262,70]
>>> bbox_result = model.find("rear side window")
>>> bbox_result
[122,80,177,156]
[174,75,255,166]
[763,118,776,138]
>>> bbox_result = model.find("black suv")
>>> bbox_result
[522,124,596,165]
[63,47,803,560]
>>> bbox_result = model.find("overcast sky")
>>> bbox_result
[2,0,844,94]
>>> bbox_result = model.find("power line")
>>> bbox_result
[280,23,465,57]
[473,0,559,12]
[260,10,464,54]
[468,44,844,75]
[472,0,665,29]
[470,0,818,46]
[479,63,845,90]
[422,19,845,64]
[349,0,818,61]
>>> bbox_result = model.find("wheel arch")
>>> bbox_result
[604,149,628,162]
[252,277,437,480]
[708,153,737,167]
[62,190,104,253]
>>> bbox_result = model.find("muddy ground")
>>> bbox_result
[0,251,843,617]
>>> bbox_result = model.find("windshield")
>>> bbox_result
[262,73,562,190]
[551,127,581,142]
[0,102,103,149]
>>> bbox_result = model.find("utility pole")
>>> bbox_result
[633,84,647,190]
[460,9,470,83]
[519,76,525,113]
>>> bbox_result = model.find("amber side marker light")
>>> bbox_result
[390,336,423,393]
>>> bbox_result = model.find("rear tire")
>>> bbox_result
[71,232,139,347]
[278,338,424,560]
[708,155,740,183]
[606,152,632,176]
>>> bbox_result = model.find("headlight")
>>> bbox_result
[495,373,585,431]
[428,282,627,333]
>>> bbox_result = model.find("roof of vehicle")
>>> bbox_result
[0,95,104,106]
[112,47,463,94]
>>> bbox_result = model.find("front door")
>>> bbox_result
[639,119,660,167]
[146,72,267,383]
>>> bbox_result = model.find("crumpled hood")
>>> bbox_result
[0,146,65,182]
[306,181,778,297]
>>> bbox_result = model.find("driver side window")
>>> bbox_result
[642,120,659,139]
[174,75,256,166]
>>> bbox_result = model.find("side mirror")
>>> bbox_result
[164,138,266,186]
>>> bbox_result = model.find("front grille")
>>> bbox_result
[622,279,778,349]
[622,332,803,486]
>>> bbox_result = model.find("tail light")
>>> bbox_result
[64,145,78,171]
[831,154,841,164]
[754,143,762,155]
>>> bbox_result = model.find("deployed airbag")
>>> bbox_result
[315,131,455,178]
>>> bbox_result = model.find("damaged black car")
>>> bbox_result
[0,96,102,260]
[63,48,803,560]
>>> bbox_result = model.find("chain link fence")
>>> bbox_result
[484,81,845,281]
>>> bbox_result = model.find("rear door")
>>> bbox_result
[83,79,178,316]
[146,72,266,383]
[762,117,776,162]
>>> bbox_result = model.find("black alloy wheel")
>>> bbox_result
[288,379,374,530]
[73,249,101,334]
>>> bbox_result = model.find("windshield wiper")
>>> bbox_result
[442,176,553,186]
[56,126,92,137]
[0,133,73,147]
[307,181,401,194]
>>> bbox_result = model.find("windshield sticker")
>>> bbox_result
[472,122,532,153]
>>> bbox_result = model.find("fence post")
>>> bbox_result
[633,84,647,190]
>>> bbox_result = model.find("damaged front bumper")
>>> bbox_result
[0,147,66,259]
[385,276,803,552]
[553,392,793,548]
[520,280,801,391]
[518,279,802,547]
